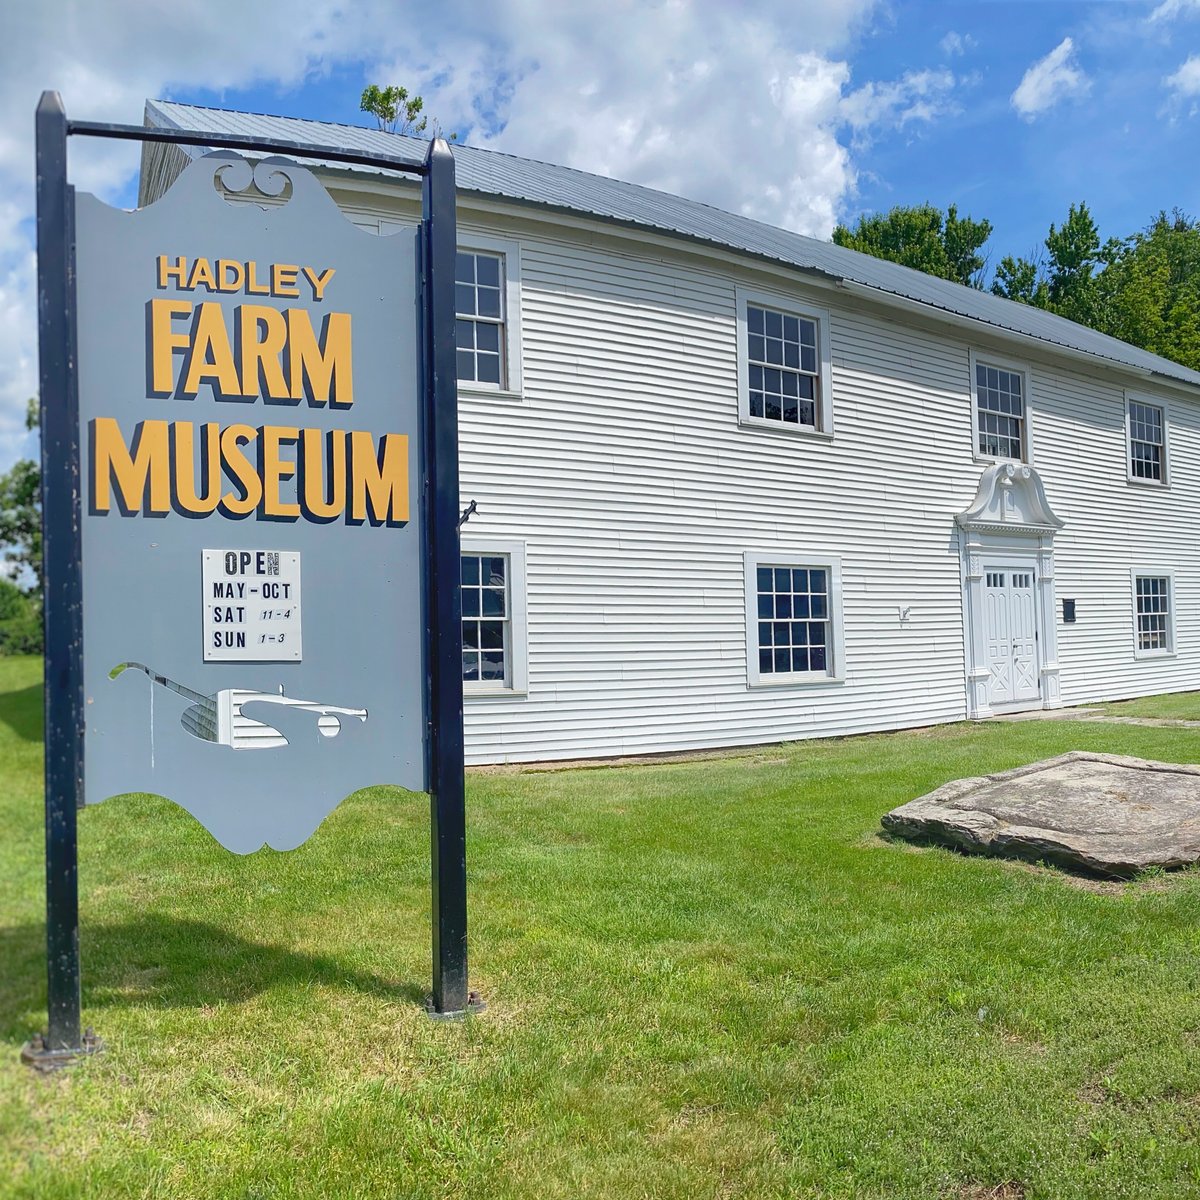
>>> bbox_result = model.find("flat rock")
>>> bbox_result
[882,752,1200,878]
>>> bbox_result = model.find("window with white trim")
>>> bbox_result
[455,237,523,396]
[1127,398,1167,484]
[461,538,528,693]
[1134,574,1174,656]
[973,358,1028,461]
[737,289,831,434]
[744,551,845,685]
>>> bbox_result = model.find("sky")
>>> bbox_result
[1,0,1198,471]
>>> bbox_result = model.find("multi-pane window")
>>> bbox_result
[755,565,829,675]
[456,252,504,386]
[1135,575,1172,653]
[461,553,509,684]
[746,305,820,427]
[976,362,1025,460]
[1129,401,1165,482]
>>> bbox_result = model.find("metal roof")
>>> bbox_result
[144,99,1200,392]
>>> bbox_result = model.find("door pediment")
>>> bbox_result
[956,463,1064,535]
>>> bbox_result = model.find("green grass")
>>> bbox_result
[1098,691,1200,721]
[4,653,1200,1198]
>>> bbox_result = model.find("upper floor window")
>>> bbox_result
[736,289,832,435]
[455,237,523,396]
[973,358,1028,461]
[1127,397,1167,485]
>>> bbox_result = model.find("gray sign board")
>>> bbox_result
[75,153,426,853]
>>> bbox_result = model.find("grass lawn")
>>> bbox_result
[5,655,1200,1198]
[1098,691,1200,721]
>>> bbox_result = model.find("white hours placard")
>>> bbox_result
[202,549,302,662]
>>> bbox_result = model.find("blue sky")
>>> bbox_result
[2,0,1198,469]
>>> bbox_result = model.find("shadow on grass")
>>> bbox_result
[0,683,43,743]
[0,915,427,1038]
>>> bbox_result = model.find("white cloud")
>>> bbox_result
[1148,0,1200,23]
[939,31,977,57]
[1011,37,1091,119]
[841,68,959,144]
[1163,53,1200,116]
[1165,54,1200,96]
[0,0,970,470]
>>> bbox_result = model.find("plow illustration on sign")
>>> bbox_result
[110,662,368,750]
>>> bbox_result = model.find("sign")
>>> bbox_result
[30,93,471,1068]
[74,152,426,854]
[202,549,303,661]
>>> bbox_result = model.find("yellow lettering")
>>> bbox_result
[171,421,221,514]
[287,309,353,406]
[218,259,245,292]
[300,428,347,519]
[187,257,216,292]
[245,260,271,296]
[91,418,171,515]
[303,266,335,301]
[150,299,193,395]
[182,302,241,398]
[272,263,300,298]
[238,304,289,400]
[350,431,408,523]
[219,424,262,515]
[261,425,300,518]
[157,255,187,289]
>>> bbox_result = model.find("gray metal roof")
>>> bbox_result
[144,99,1200,392]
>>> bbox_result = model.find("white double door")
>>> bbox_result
[983,563,1041,707]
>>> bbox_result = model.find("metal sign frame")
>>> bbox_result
[26,91,471,1068]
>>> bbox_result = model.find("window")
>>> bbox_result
[461,538,528,692]
[972,356,1029,461]
[455,237,522,395]
[744,551,845,685]
[736,289,832,435]
[1133,573,1174,657]
[1127,397,1167,484]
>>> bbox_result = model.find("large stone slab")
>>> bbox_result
[882,752,1200,878]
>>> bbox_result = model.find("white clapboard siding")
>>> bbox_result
[449,212,1200,763]
[450,222,970,762]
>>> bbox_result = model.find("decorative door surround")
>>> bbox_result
[956,462,1065,719]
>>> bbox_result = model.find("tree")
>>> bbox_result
[991,253,1049,308]
[0,576,41,655]
[360,83,457,141]
[0,397,42,654]
[1098,211,1200,371]
[0,397,42,595]
[832,203,993,287]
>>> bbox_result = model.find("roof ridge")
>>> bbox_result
[149,97,425,144]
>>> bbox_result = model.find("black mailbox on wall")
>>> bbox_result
[1062,599,1077,624]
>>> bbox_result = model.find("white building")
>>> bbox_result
[141,101,1200,765]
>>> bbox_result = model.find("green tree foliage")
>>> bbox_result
[991,253,1049,308]
[360,84,457,141]
[990,204,1200,372]
[990,202,1113,326]
[0,576,41,655]
[1098,211,1200,371]
[832,204,993,287]
[0,398,42,596]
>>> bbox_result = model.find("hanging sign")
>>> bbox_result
[74,153,426,853]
